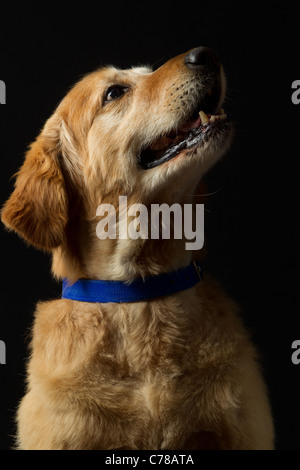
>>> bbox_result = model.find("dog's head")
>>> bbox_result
[1,47,233,279]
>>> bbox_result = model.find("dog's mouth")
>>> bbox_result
[138,86,229,170]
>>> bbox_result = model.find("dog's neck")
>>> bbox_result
[52,183,205,283]
[52,219,196,283]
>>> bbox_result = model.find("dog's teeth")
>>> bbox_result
[219,108,225,115]
[199,111,209,124]
[199,110,227,124]
[210,113,227,122]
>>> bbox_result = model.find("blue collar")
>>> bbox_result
[62,261,202,303]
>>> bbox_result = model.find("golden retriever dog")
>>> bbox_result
[1,47,274,450]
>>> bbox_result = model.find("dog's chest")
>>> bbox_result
[96,355,205,449]
[95,307,219,448]
[46,298,237,449]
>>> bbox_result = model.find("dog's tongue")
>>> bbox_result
[150,134,182,151]
[149,114,203,152]
[179,115,202,132]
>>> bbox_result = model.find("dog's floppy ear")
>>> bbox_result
[1,115,68,251]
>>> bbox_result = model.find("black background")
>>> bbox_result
[0,1,299,450]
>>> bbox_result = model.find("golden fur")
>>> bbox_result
[1,49,274,450]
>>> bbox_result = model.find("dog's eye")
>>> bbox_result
[104,85,128,103]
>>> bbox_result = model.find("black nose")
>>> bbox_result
[185,46,220,71]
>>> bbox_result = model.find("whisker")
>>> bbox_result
[189,187,224,197]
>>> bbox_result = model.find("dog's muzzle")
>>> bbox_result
[139,47,231,170]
